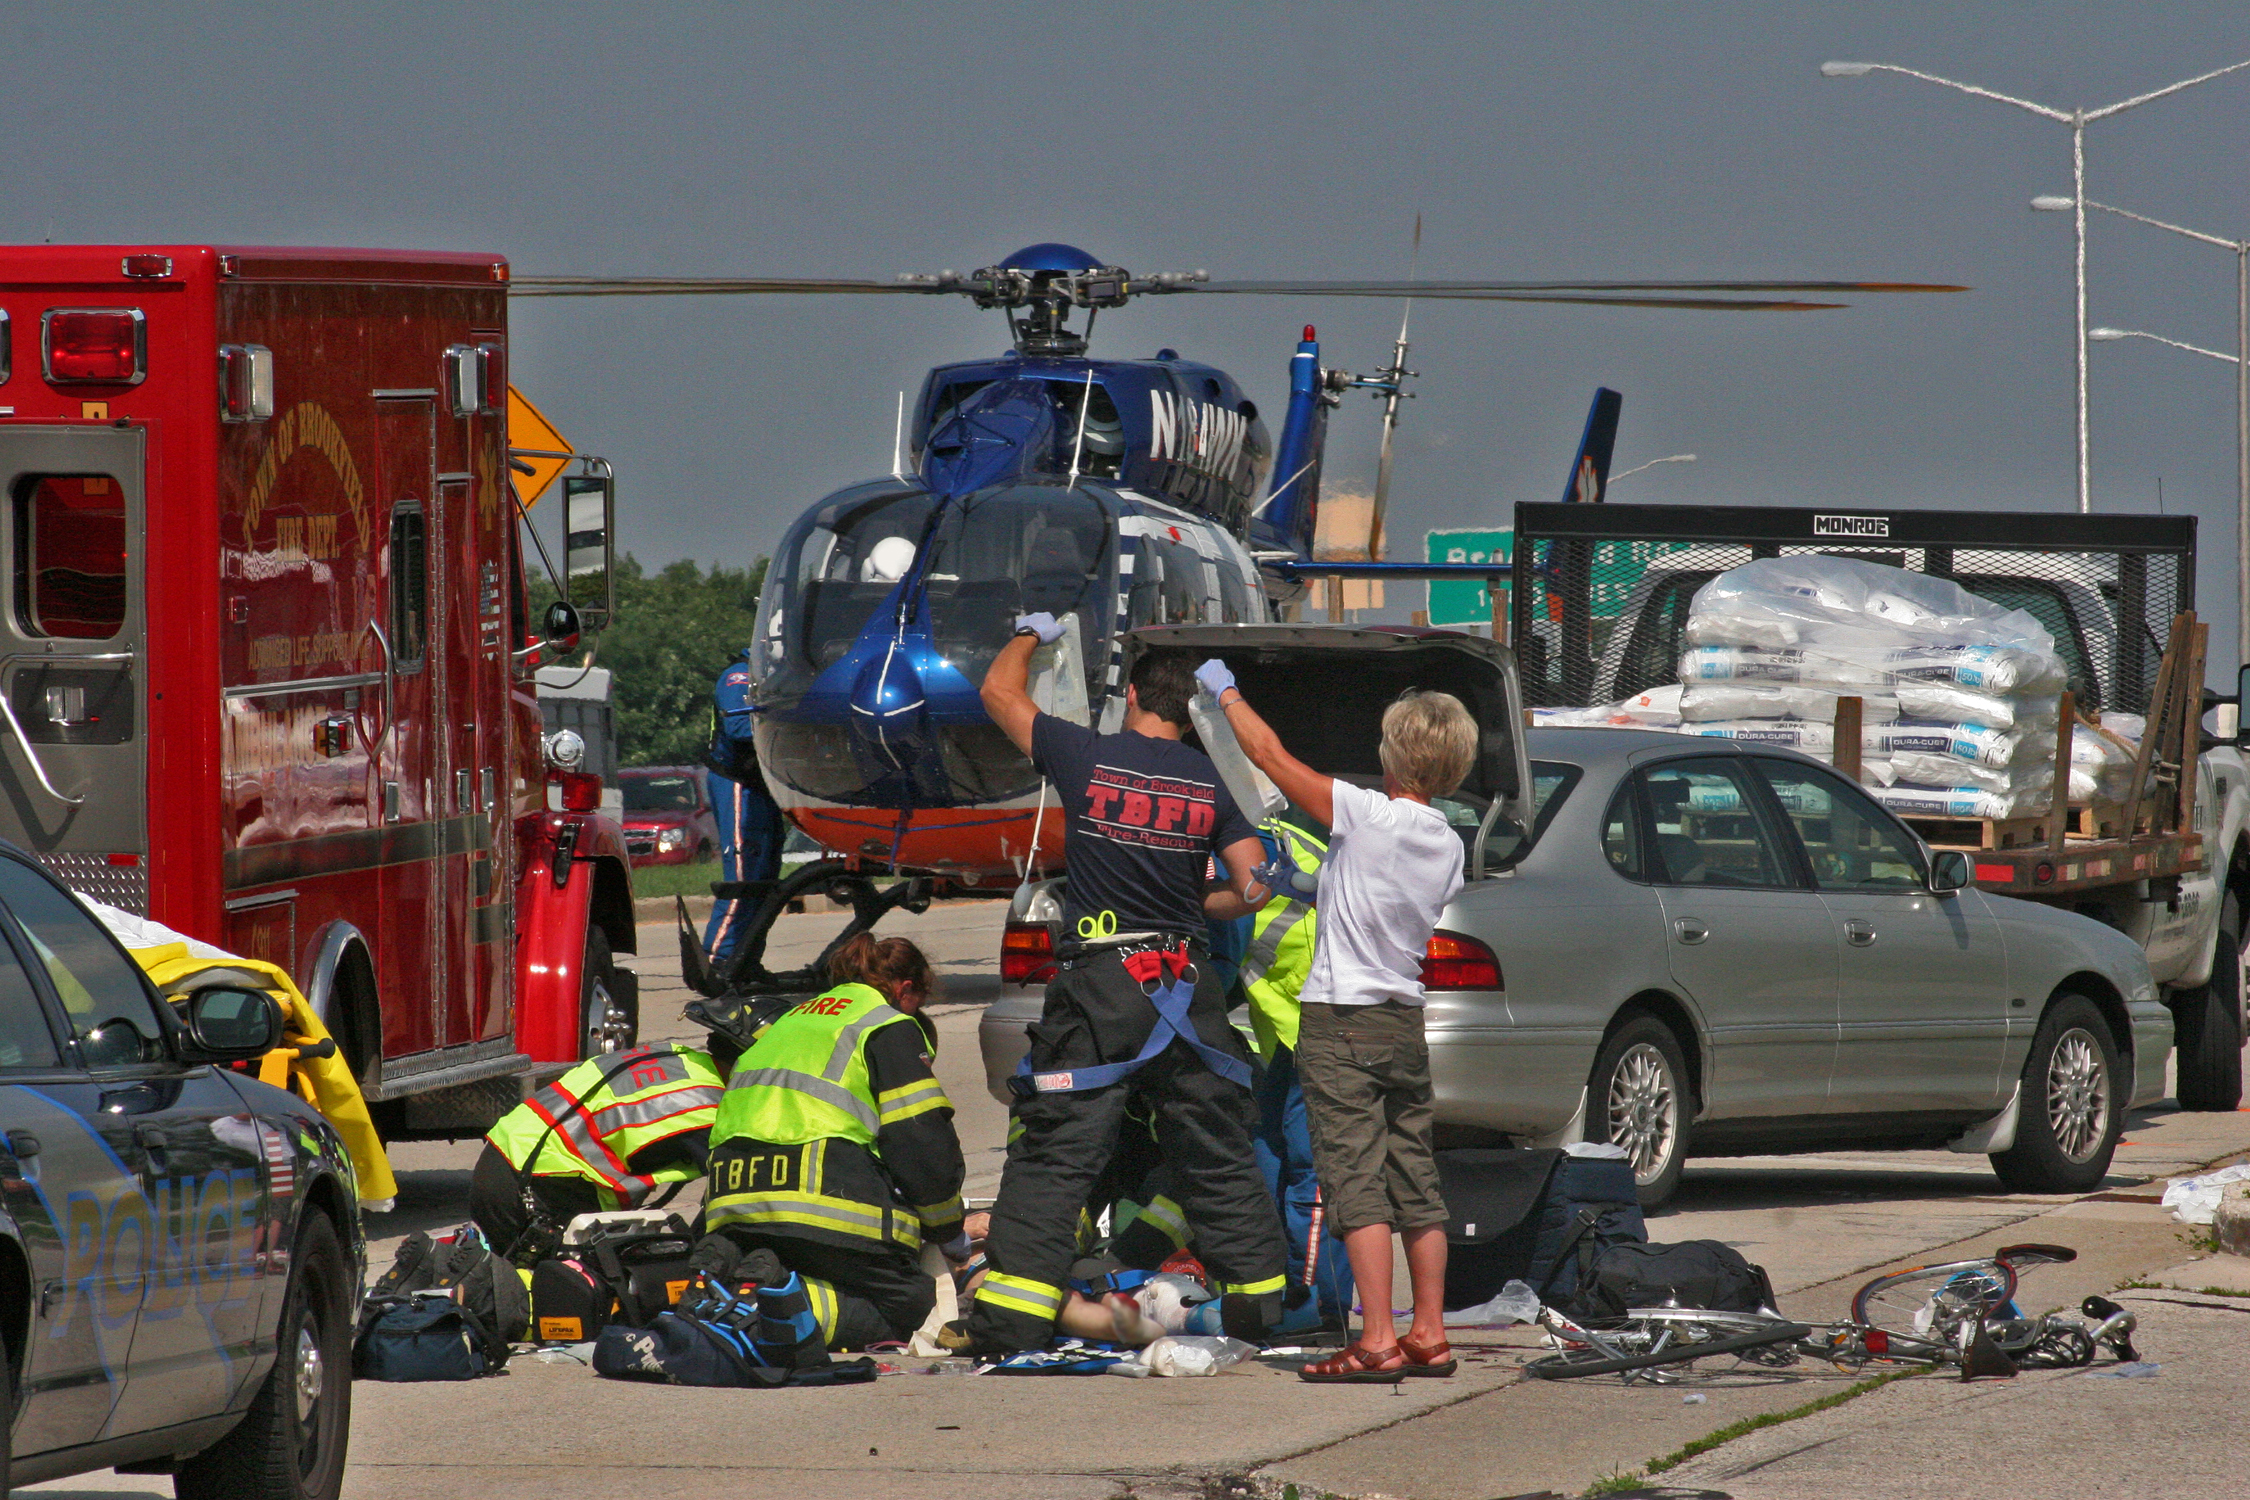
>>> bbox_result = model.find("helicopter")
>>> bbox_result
[515,243,1961,990]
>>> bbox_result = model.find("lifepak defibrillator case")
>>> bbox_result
[529,1256,616,1344]
[581,1213,699,1328]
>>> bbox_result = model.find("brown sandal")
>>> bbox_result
[1398,1333,1457,1377]
[1299,1342,1406,1383]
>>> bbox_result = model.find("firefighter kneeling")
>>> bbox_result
[472,1015,750,1261]
[693,934,967,1354]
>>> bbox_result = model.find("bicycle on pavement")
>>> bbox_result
[1524,1243,2141,1383]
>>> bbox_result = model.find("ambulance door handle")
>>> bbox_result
[0,686,83,805]
[1672,918,1708,945]
[357,620,395,755]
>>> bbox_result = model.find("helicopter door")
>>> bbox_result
[0,428,148,908]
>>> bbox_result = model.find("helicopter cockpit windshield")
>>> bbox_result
[754,481,1117,698]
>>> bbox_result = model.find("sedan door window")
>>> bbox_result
[0,920,61,1068]
[1642,761,1792,888]
[1749,760,1926,891]
[0,862,167,1068]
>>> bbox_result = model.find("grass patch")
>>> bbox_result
[1580,1366,1924,1495]
[2114,1278,2163,1292]
[630,859,722,902]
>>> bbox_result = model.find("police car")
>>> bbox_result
[0,846,363,1498]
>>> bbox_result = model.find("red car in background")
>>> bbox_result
[620,766,721,867]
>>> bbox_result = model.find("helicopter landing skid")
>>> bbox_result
[678,859,935,998]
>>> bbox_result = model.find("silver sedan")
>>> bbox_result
[982,726,2168,1207]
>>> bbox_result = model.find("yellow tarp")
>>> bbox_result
[131,944,399,1209]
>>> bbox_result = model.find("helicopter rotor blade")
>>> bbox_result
[1164,279,1966,297]
[510,276,949,297]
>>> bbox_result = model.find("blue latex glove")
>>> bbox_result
[1195,658,1237,698]
[1014,612,1065,645]
[1252,858,1318,905]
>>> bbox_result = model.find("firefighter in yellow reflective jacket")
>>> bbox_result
[471,1025,743,1259]
[698,933,966,1351]
[1241,814,1357,1331]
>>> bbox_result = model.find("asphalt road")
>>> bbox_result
[26,897,2250,1500]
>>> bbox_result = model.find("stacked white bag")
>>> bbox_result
[1677,556,2073,820]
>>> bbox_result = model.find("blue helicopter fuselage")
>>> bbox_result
[745,343,1302,876]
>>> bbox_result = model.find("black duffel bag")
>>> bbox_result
[354,1293,494,1382]
[1574,1239,1778,1323]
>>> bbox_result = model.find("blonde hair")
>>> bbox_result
[1379,690,1478,799]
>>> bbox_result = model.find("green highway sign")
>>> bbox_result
[1425,528,1510,625]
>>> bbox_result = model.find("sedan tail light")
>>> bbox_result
[1421,929,1502,991]
[1001,921,1056,986]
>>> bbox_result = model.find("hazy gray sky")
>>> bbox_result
[10,3,2250,661]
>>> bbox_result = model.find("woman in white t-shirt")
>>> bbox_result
[1197,660,1478,1383]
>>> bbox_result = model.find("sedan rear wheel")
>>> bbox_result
[1587,1014,1690,1209]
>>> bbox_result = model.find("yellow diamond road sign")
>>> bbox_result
[507,386,572,508]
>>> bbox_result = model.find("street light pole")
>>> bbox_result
[2050,195,2250,658]
[1822,56,2250,513]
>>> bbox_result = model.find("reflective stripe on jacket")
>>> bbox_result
[1242,819,1327,1058]
[706,983,966,1251]
[487,1044,725,1203]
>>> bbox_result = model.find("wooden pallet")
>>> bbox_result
[2075,801,2129,841]
[1903,812,2055,851]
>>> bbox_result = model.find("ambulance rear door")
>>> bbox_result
[0,427,148,910]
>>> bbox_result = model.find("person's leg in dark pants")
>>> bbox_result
[468,1144,530,1254]
[746,1235,935,1350]
[968,963,1139,1352]
[469,1145,603,1257]
[703,771,748,965]
[1134,957,1289,1333]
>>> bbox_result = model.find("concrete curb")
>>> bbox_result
[2217,1181,2250,1256]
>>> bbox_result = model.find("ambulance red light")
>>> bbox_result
[43,309,147,385]
[120,255,172,279]
[1420,929,1502,991]
[555,771,603,813]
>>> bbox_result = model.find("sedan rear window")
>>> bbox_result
[1460,760,1579,872]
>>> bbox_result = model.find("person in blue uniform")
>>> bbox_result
[704,650,786,970]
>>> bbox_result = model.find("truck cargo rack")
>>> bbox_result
[1511,501,2208,898]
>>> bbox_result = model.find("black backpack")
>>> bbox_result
[1575,1240,1777,1322]
[1438,1149,1647,1312]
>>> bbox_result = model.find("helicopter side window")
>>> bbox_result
[1044,380,1123,479]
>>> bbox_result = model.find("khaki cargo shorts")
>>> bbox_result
[1295,1000,1448,1236]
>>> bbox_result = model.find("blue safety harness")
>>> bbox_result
[1010,951,1254,1097]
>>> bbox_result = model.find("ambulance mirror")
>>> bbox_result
[543,600,583,653]
[562,474,615,633]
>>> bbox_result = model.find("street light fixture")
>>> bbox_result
[1609,453,1697,483]
[2043,196,2250,657]
[1822,56,2250,513]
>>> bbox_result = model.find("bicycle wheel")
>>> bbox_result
[1851,1259,2017,1360]
[1524,1310,1812,1380]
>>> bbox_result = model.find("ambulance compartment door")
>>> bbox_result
[0,428,149,911]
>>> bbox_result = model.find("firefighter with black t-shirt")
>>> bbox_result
[960,618,1290,1354]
